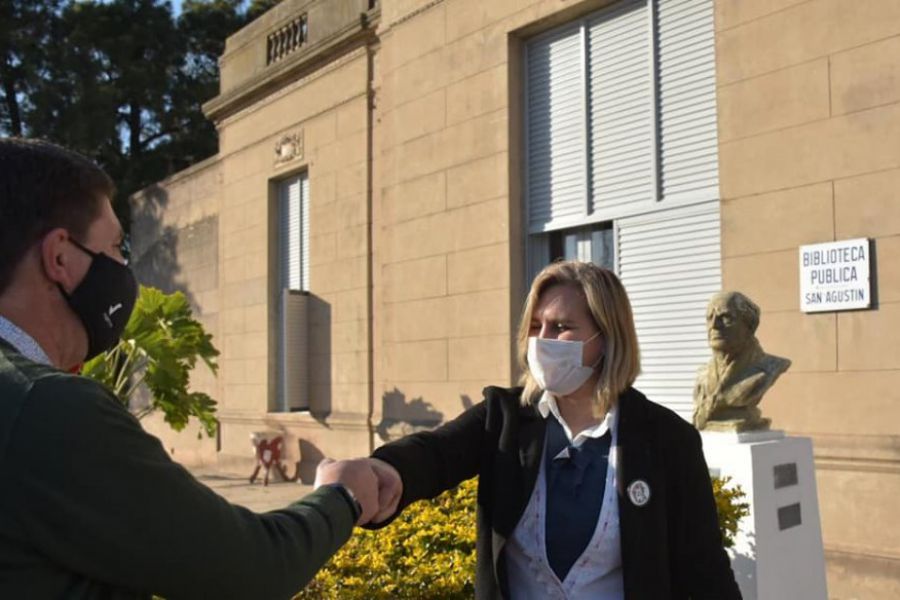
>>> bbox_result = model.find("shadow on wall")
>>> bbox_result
[130,184,186,299]
[376,388,445,443]
[306,295,332,420]
[296,438,325,484]
[130,183,214,312]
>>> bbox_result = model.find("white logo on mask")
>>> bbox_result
[527,331,601,396]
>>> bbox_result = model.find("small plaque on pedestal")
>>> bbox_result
[701,432,828,600]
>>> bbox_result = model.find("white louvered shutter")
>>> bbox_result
[280,176,303,291]
[526,25,586,231]
[278,174,310,411]
[587,0,654,213]
[300,174,310,291]
[657,0,719,202]
[618,201,721,419]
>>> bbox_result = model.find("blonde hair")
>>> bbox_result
[517,261,641,416]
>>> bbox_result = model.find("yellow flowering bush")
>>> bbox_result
[712,475,750,548]
[294,475,749,598]
[295,480,477,600]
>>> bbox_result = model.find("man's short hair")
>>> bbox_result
[0,138,114,294]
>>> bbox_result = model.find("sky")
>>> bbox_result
[170,1,253,16]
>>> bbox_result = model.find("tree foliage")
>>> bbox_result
[81,285,220,437]
[0,0,284,219]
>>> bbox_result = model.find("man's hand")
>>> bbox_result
[314,458,379,525]
[369,458,403,524]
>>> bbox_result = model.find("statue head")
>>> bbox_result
[706,291,760,358]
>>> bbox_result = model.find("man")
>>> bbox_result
[692,291,791,431]
[0,138,383,599]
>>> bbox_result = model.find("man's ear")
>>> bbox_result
[40,228,78,291]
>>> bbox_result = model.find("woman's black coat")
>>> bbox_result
[371,385,742,600]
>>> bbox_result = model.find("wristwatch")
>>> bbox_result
[323,483,363,522]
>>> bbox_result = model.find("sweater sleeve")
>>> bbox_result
[368,400,489,526]
[3,374,355,600]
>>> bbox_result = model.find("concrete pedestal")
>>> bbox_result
[701,430,828,600]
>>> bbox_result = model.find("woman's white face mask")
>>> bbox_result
[527,331,602,396]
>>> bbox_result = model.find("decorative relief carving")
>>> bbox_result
[274,131,304,165]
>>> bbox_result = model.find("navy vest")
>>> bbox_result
[544,415,612,582]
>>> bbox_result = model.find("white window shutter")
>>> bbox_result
[277,173,310,411]
[618,201,721,419]
[526,26,587,231]
[300,174,310,291]
[279,176,304,291]
[657,0,719,202]
[587,0,655,212]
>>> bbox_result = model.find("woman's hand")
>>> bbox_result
[369,457,403,523]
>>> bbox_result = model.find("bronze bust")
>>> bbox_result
[693,291,791,432]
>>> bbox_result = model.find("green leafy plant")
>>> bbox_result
[296,474,749,598]
[712,475,751,548]
[81,285,219,437]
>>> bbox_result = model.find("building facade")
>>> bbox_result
[132,0,900,596]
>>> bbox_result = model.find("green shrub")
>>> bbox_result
[295,480,477,600]
[712,475,750,548]
[297,474,750,598]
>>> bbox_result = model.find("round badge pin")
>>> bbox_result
[627,479,651,507]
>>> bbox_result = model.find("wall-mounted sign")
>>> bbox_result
[799,238,871,313]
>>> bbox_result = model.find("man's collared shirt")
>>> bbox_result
[0,315,50,366]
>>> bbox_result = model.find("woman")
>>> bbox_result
[368,261,741,599]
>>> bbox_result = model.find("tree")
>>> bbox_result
[246,0,285,21]
[1,0,285,220]
[0,0,61,136]
[81,286,220,437]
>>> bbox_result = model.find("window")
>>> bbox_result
[279,174,309,293]
[524,0,722,419]
[528,222,615,283]
[277,173,310,411]
[524,0,719,236]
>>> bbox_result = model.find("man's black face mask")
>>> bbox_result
[59,239,138,362]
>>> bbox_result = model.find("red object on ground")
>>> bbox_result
[249,436,294,486]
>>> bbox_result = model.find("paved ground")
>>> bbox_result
[193,470,316,513]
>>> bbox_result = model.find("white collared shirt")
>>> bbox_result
[505,392,624,600]
[537,391,614,448]
[0,315,51,366]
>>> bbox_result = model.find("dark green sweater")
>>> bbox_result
[0,339,355,599]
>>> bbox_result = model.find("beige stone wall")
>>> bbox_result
[218,0,371,96]
[212,44,373,476]
[716,0,900,596]
[130,157,223,467]
[372,0,622,440]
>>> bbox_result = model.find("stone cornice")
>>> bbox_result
[203,8,379,124]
